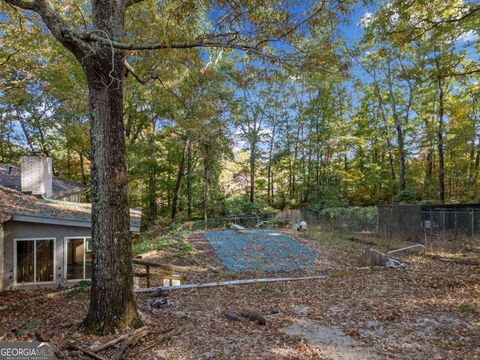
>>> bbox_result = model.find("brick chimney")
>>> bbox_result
[20,156,53,198]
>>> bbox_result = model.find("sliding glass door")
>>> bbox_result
[15,238,55,284]
[65,237,92,280]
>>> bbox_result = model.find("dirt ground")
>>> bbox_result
[0,228,479,359]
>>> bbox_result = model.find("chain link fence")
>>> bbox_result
[379,206,480,243]
[301,205,480,244]
[303,207,378,234]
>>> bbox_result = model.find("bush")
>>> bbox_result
[224,196,275,218]
[132,232,194,256]
[308,188,348,213]
[393,188,418,204]
[318,206,378,230]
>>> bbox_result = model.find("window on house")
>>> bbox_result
[66,237,92,280]
[15,239,55,284]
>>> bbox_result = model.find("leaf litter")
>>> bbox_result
[0,228,478,359]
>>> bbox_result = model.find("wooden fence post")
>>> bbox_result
[146,265,150,288]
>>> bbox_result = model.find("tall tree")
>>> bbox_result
[3,0,334,333]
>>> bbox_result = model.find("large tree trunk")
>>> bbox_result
[82,55,142,333]
[476,134,480,170]
[249,141,255,203]
[171,139,189,219]
[372,75,396,196]
[437,76,445,203]
[270,169,274,204]
[81,2,141,334]
[386,61,406,192]
[187,140,193,218]
[395,122,406,191]
[79,152,87,185]
[434,56,446,203]
[423,116,434,196]
[315,115,321,198]
[267,123,276,204]
[203,144,210,230]
[146,171,157,223]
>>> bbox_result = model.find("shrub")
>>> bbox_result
[318,206,378,230]
[224,196,275,218]
[308,188,348,213]
[132,233,194,256]
[393,188,418,204]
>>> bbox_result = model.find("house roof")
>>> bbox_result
[0,163,88,199]
[0,185,141,231]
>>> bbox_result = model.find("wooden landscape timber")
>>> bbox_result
[135,275,329,293]
[133,259,190,273]
[66,340,107,360]
[133,259,189,288]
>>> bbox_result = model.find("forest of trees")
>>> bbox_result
[1,0,479,224]
[1,0,479,334]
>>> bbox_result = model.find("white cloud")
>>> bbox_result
[458,30,478,43]
[359,12,374,28]
[390,12,399,25]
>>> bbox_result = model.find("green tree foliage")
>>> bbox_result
[1,0,479,224]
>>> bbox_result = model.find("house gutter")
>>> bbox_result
[11,213,141,232]
[39,194,142,231]
[0,212,12,224]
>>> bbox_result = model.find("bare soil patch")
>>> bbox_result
[0,228,478,359]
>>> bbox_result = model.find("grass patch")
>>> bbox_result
[132,232,195,260]
[459,302,478,314]
[299,228,358,246]
[19,320,38,333]
[67,279,92,295]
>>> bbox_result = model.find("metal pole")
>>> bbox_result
[472,209,474,238]
[423,211,427,246]
[430,208,433,242]
[454,210,457,236]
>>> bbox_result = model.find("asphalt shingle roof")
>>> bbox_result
[0,185,141,229]
[0,163,88,199]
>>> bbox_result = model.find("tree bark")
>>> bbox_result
[187,140,193,218]
[2,0,142,334]
[386,60,406,192]
[372,71,396,195]
[146,171,157,223]
[171,138,189,219]
[81,52,142,333]
[79,152,87,185]
[423,116,434,196]
[6,0,144,335]
[433,54,446,203]
[249,140,255,203]
[79,2,141,334]
[437,75,445,203]
[267,122,276,204]
[203,144,210,230]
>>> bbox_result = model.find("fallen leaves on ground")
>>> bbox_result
[0,228,479,359]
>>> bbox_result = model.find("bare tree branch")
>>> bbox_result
[422,5,480,26]
[387,4,480,41]
[4,0,34,10]
[83,33,271,55]
[124,60,189,107]
[0,50,19,66]
[3,0,92,57]
[124,59,146,84]
[256,0,327,47]
[442,68,480,78]
[125,0,145,8]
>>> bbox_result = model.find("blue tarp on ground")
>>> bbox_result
[203,230,319,272]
